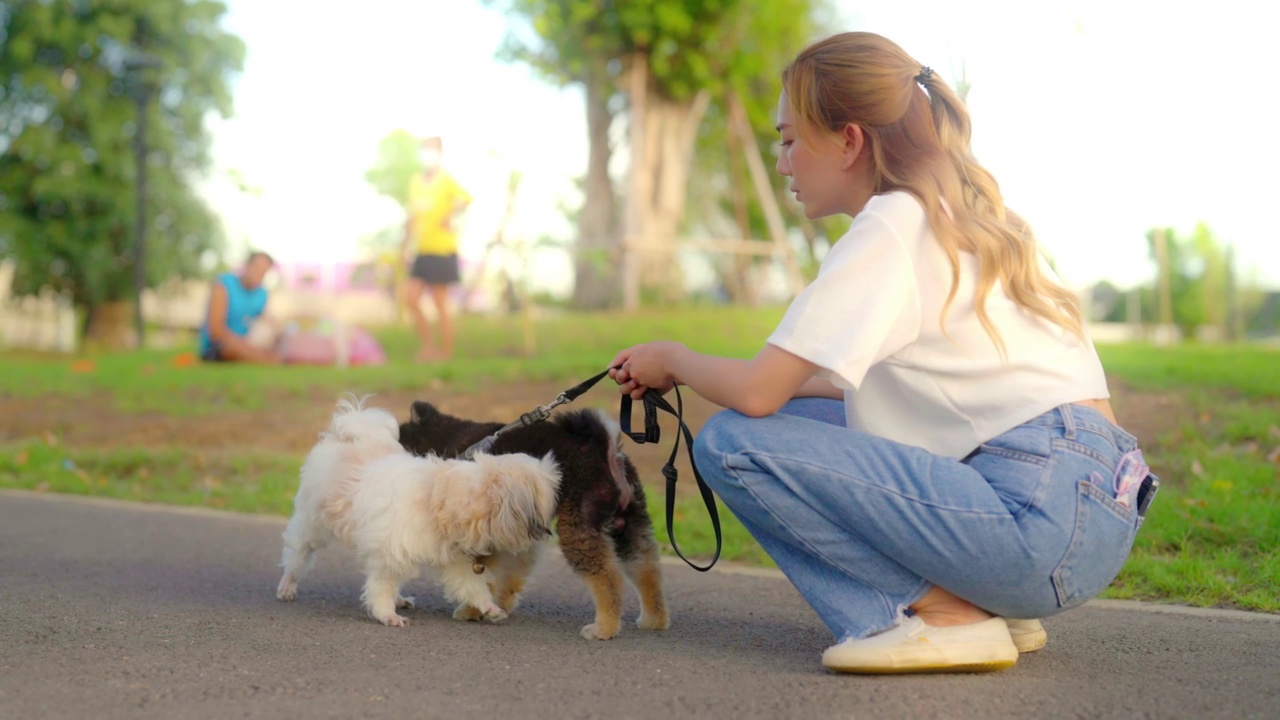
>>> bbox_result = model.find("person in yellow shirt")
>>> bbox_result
[401,136,471,361]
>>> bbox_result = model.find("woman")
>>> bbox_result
[609,32,1155,674]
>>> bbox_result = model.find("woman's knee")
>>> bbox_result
[693,410,756,483]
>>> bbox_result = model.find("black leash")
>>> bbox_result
[618,384,722,572]
[461,370,608,459]
[461,368,722,572]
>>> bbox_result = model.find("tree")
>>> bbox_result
[1144,223,1233,341]
[0,0,245,345]
[685,1,832,303]
[490,0,826,308]
[364,128,421,208]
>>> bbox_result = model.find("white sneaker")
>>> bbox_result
[1005,618,1047,653]
[822,616,1019,674]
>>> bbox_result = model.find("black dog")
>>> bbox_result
[399,401,669,640]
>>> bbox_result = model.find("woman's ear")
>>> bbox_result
[840,123,865,171]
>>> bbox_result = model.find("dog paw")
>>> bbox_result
[497,592,522,614]
[395,595,416,610]
[452,604,484,622]
[481,604,508,623]
[378,614,409,628]
[276,582,297,602]
[636,612,669,631]
[580,622,619,641]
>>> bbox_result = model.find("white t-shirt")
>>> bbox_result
[768,191,1109,459]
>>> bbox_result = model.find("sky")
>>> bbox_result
[201,0,1280,294]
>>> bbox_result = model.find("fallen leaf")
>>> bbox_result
[43,431,58,447]
[70,359,96,374]
[1268,447,1280,464]
[171,352,198,368]
[1198,412,1212,425]
[1190,458,1206,477]
[14,450,28,466]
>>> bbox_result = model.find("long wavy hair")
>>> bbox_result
[782,32,1085,354]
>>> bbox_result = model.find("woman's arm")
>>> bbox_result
[609,342,818,417]
[793,375,843,400]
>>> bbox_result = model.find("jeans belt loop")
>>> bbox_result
[1060,403,1078,441]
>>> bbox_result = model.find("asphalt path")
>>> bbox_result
[2,490,1277,719]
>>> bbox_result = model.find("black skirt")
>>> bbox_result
[410,253,460,285]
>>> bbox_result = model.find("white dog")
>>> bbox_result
[275,397,561,627]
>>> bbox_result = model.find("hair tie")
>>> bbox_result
[914,66,934,87]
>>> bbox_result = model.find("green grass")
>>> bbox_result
[0,307,785,414]
[2,309,1277,611]
[1103,393,1279,612]
[1097,342,1280,397]
[0,441,301,515]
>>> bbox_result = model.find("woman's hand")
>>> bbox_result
[608,341,685,400]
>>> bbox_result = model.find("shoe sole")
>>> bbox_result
[826,658,1018,675]
[1011,628,1047,653]
[823,643,1019,675]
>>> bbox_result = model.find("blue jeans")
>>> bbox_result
[693,398,1146,642]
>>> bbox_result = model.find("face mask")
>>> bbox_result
[419,149,441,169]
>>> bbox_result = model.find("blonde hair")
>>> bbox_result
[782,32,1085,354]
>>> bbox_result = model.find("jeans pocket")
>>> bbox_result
[1051,480,1138,609]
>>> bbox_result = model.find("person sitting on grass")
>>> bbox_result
[199,251,282,364]
[609,31,1156,675]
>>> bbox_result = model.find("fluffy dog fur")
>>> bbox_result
[399,401,669,640]
[276,397,562,627]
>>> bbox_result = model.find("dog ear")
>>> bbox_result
[410,401,438,423]
[528,522,552,541]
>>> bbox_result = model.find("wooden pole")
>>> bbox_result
[463,171,522,305]
[727,93,806,296]
[622,54,649,311]
[1154,228,1173,329]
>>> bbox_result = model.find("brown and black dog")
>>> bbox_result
[398,401,668,640]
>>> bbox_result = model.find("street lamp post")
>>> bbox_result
[124,52,160,349]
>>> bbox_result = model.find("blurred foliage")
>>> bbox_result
[1129,223,1270,340]
[364,128,421,209]
[487,0,833,306]
[0,0,244,336]
[492,0,811,101]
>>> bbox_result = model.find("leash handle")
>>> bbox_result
[619,393,660,444]
[620,386,722,572]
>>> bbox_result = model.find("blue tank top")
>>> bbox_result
[199,272,268,355]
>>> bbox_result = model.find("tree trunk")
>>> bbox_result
[571,69,620,310]
[621,53,649,310]
[719,111,757,305]
[623,52,711,307]
[83,300,136,350]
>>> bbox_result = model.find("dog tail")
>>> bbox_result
[325,394,400,446]
[425,451,562,556]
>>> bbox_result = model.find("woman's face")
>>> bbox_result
[775,93,866,219]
